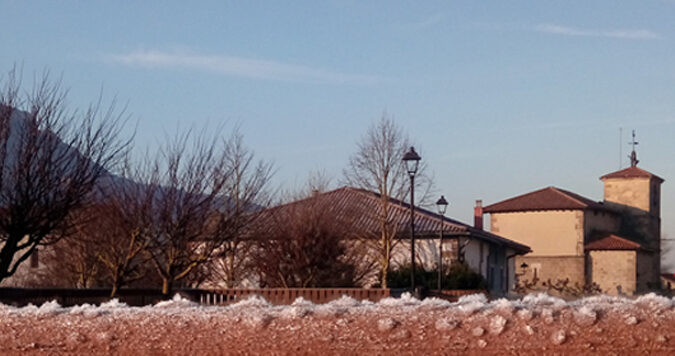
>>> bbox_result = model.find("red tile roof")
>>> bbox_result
[483,186,609,213]
[600,166,664,183]
[584,234,642,250]
[262,187,530,253]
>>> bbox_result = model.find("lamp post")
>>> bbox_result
[402,146,421,292]
[436,195,448,291]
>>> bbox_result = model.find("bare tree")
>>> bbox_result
[343,115,432,288]
[135,127,270,296]
[248,189,363,288]
[195,131,273,288]
[137,129,227,296]
[87,183,155,297]
[0,68,129,283]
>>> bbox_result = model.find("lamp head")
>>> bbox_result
[436,195,449,215]
[402,146,421,176]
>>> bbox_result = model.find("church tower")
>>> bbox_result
[599,130,664,285]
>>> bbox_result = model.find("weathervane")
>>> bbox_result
[628,129,639,167]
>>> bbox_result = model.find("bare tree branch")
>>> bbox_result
[342,115,433,287]
[0,67,130,283]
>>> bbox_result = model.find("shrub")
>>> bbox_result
[386,262,486,290]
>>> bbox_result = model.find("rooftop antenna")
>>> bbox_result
[619,127,623,169]
[628,129,639,167]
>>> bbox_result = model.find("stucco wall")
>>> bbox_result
[588,250,636,295]
[507,250,517,294]
[490,210,584,256]
[463,238,489,277]
[603,177,651,213]
[391,238,458,271]
[392,237,491,284]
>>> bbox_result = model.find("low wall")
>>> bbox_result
[0,287,488,307]
[0,288,170,307]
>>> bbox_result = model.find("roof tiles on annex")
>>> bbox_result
[584,234,643,251]
[264,187,530,253]
[483,186,609,214]
[600,166,664,183]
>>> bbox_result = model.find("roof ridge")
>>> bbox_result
[585,233,643,250]
[600,166,664,182]
[550,187,582,205]
[483,186,551,209]
[551,187,596,207]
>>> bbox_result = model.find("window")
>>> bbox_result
[531,263,541,279]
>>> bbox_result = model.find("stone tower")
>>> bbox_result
[600,164,664,286]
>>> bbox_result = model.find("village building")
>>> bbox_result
[482,148,663,296]
[230,186,531,295]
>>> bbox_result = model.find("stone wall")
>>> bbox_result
[516,255,585,289]
[583,210,621,241]
[587,250,637,295]
[603,177,652,213]
[636,250,657,292]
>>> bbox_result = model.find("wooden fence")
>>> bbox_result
[197,288,392,305]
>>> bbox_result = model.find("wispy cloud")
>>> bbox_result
[394,13,446,33]
[535,24,662,40]
[406,14,445,30]
[107,50,383,85]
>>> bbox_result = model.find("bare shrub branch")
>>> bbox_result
[248,186,365,288]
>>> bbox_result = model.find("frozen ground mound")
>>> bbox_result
[0,292,672,317]
[0,292,673,354]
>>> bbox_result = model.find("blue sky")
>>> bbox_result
[2,1,675,267]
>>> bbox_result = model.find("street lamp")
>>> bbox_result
[402,146,421,291]
[436,195,448,291]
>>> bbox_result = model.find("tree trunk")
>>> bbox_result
[110,283,119,298]
[0,236,20,281]
[162,278,172,298]
[381,267,388,288]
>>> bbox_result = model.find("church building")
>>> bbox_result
[481,140,663,296]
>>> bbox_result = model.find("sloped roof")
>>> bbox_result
[262,187,530,254]
[584,234,643,251]
[600,166,664,183]
[483,186,609,213]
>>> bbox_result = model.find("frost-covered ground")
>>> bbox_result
[1,293,674,355]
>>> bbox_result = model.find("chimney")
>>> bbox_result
[474,200,483,230]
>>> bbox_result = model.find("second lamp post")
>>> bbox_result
[402,147,421,291]
[436,195,448,290]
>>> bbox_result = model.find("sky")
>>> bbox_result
[1,1,674,269]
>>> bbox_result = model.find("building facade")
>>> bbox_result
[483,163,663,296]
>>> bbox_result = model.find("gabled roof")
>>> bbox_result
[584,234,643,251]
[600,166,664,183]
[262,187,531,254]
[483,186,609,214]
